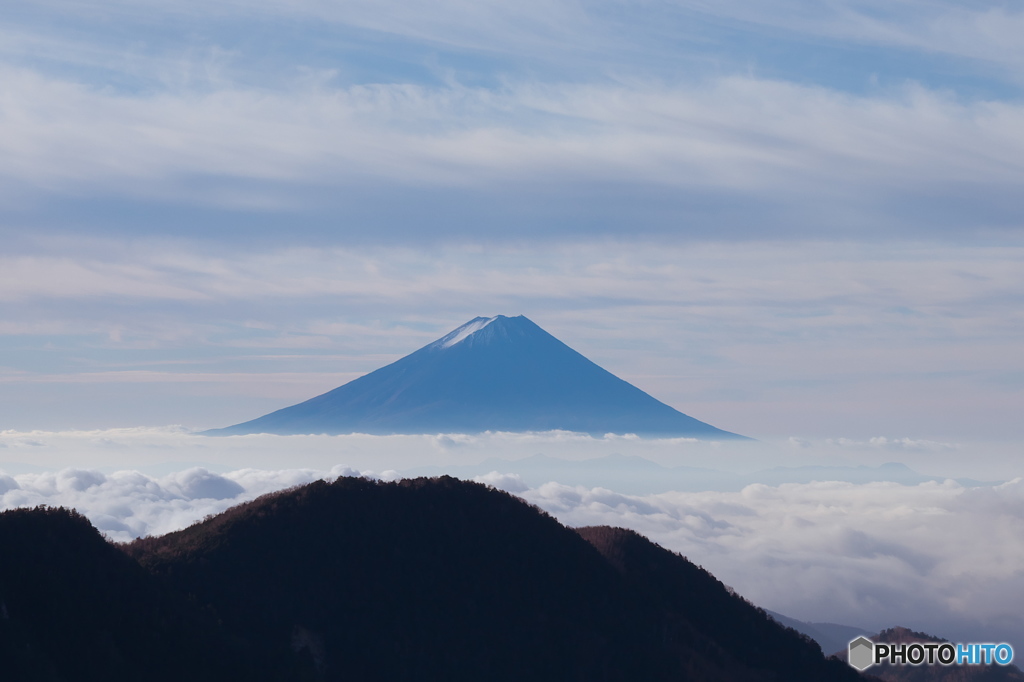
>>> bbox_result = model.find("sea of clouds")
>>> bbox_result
[2,427,1022,653]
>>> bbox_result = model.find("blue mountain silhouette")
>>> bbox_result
[207,315,745,438]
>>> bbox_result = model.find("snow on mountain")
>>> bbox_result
[436,316,500,348]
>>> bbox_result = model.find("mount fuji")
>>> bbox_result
[207,315,746,439]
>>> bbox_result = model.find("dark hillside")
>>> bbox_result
[4,477,865,681]
[0,506,255,682]
[127,476,669,681]
[577,526,860,680]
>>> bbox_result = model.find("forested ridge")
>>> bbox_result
[2,476,864,681]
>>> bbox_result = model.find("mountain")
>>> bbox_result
[208,314,744,438]
[1,476,861,681]
[766,610,871,661]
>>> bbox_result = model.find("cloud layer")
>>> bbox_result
[516,476,1024,650]
[3,448,1021,652]
[1,427,1018,481]
[2,66,1023,240]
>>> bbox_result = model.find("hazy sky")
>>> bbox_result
[1,0,1022,440]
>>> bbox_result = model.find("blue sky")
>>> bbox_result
[1,0,1022,438]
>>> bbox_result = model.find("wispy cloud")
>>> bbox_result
[680,1,1024,75]
[3,0,1023,249]
[14,1,1024,78]
[2,65,1024,238]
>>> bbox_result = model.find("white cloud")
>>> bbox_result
[0,426,756,476]
[472,471,529,493]
[0,463,373,541]
[520,477,1024,649]
[0,422,1019,489]
[164,467,244,500]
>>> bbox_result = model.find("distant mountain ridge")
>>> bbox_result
[208,315,745,438]
[766,610,871,661]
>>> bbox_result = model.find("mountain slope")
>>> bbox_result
[3,476,862,681]
[209,315,744,438]
[0,507,258,682]
[129,476,654,681]
[577,526,860,681]
[123,475,858,681]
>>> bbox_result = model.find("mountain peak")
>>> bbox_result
[207,315,746,438]
[434,315,509,349]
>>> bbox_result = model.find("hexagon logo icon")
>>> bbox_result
[848,636,875,671]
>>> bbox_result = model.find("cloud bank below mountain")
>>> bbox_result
[2,427,1022,652]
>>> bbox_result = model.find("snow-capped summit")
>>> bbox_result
[207,315,746,438]
[434,315,501,349]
